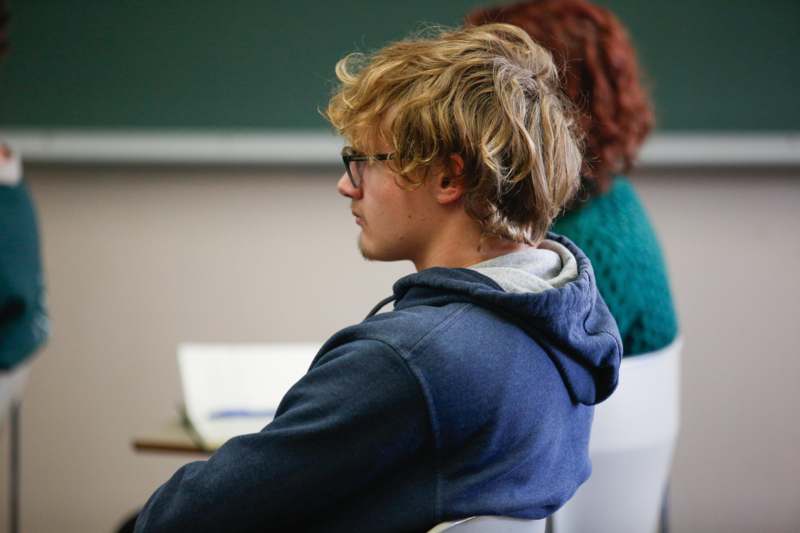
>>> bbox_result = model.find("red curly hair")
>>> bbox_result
[467,0,654,195]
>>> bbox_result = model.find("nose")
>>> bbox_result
[337,172,362,199]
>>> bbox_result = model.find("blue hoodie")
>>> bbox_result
[135,234,621,533]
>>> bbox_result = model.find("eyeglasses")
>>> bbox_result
[341,146,394,188]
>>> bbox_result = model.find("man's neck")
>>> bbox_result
[412,222,532,271]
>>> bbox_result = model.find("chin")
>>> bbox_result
[358,235,379,261]
[358,235,401,262]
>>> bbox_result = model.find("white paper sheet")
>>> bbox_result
[177,342,321,449]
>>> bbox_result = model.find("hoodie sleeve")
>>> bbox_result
[134,339,430,533]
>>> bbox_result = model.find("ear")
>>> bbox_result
[434,154,466,205]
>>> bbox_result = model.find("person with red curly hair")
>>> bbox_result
[468,0,678,358]
[468,3,679,532]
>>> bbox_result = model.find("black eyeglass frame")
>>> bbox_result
[341,146,395,188]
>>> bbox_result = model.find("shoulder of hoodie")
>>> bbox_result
[313,296,541,370]
[307,300,569,446]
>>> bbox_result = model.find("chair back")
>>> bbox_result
[551,337,682,533]
[428,516,546,533]
[0,362,31,428]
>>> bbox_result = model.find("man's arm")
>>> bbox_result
[134,339,430,532]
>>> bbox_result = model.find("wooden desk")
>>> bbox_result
[133,419,215,455]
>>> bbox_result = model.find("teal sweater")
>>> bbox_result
[552,177,678,356]
[0,180,48,369]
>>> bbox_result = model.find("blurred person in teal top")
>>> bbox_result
[0,145,48,370]
[0,0,48,411]
[468,0,678,356]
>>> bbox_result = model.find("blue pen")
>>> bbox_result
[208,408,276,420]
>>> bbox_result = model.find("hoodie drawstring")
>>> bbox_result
[365,295,396,319]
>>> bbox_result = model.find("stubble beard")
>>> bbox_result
[357,232,409,264]
[357,234,374,261]
[358,232,390,262]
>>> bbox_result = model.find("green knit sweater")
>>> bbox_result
[551,177,678,356]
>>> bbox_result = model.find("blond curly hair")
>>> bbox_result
[325,23,582,244]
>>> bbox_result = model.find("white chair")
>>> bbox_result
[0,362,29,427]
[551,337,682,533]
[428,516,546,533]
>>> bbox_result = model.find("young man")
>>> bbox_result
[135,24,620,533]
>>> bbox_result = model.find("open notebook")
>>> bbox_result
[178,342,321,450]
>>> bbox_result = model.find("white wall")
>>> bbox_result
[0,164,797,533]
[635,169,800,533]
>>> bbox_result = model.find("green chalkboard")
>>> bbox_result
[1,0,798,131]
